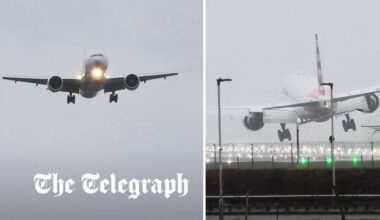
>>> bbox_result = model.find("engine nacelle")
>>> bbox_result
[359,94,379,113]
[243,112,264,131]
[125,74,140,90]
[47,76,63,92]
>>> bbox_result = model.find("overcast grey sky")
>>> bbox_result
[0,0,202,219]
[207,0,380,143]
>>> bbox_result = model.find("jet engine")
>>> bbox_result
[125,74,140,90]
[47,76,63,92]
[359,94,379,113]
[243,112,264,131]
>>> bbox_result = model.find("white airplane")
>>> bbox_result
[2,53,177,104]
[238,34,380,141]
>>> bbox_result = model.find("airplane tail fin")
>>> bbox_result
[315,34,325,95]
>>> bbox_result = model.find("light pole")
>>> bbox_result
[320,82,335,194]
[217,77,232,220]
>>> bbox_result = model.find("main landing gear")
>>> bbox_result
[110,92,118,103]
[67,94,75,104]
[278,123,292,142]
[342,113,356,132]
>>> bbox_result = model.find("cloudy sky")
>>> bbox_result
[0,0,202,219]
[207,0,380,143]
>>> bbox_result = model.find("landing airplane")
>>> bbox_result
[2,53,177,104]
[236,35,380,141]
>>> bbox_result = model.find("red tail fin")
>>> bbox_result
[315,34,325,95]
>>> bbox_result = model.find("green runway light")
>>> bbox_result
[299,157,308,167]
[352,156,359,165]
[326,156,332,166]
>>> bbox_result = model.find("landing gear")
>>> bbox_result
[110,92,118,103]
[342,114,356,132]
[278,123,292,142]
[67,94,75,104]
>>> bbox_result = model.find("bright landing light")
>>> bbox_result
[91,67,104,80]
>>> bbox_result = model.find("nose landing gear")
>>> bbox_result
[342,114,356,132]
[67,94,75,104]
[110,92,118,103]
[278,123,292,142]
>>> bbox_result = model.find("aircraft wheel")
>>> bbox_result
[350,119,356,131]
[109,94,118,103]
[285,129,292,141]
[277,130,284,142]
[342,120,348,132]
[67,95,75,104]
[278,130,284,142]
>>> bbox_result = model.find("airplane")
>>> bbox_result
[235,34,380,141]
[2,53,177,104]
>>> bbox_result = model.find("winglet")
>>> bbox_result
[315,34,325,95]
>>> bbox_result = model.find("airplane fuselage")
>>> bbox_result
[282,72,334,122]
[78,53,109,98]
[80,76,104,98]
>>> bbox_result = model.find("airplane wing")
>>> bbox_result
[139,73,178,82]
[2,76,80,93]
[218,86,380,126]
[2,77,47,85]
[103,72,177,93]
[263,87,380,110]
